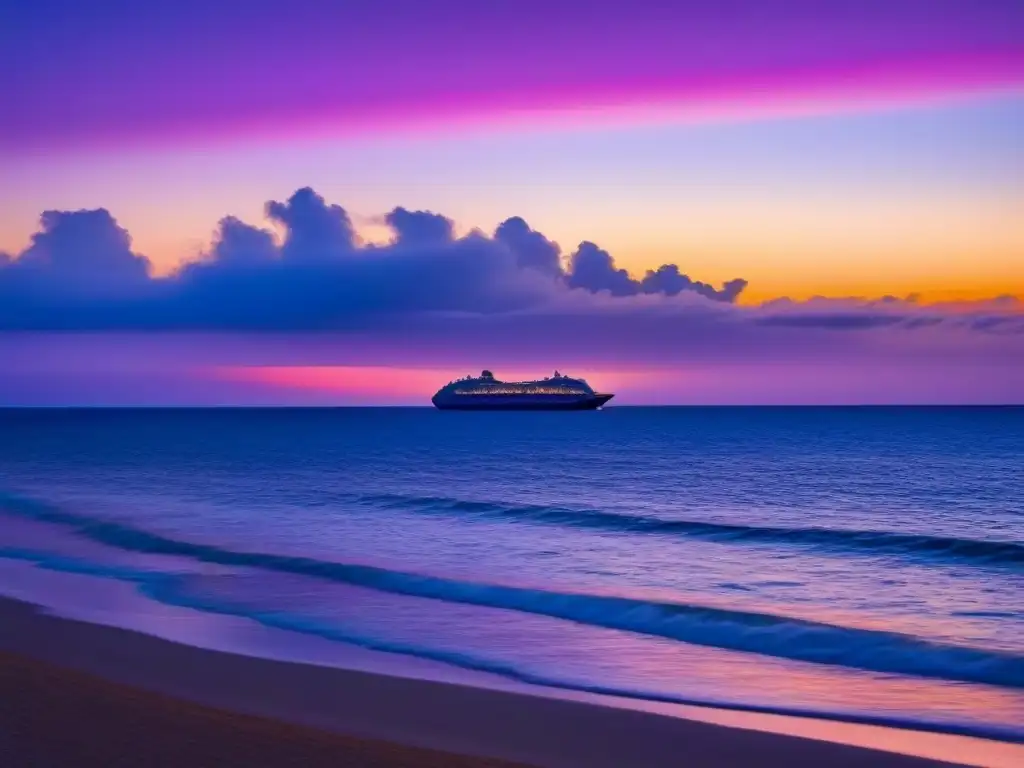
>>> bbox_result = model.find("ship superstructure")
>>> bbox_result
[432,370,614,410]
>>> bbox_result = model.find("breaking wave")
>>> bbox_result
[1,545,1022,744]
[2,493,1022,691]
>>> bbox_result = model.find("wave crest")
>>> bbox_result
[2,493,1022,690]
[360,493,1024,567]
[3,546,1022,744]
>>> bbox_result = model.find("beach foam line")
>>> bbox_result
[0,546,1023,747]
[1,494,1022,692]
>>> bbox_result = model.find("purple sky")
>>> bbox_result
[3,0,1022,153]
[1,1,1021,405]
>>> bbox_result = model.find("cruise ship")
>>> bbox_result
[432,370,614,410]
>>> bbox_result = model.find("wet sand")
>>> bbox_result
[0,597,966,767]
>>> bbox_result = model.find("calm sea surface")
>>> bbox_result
[1,407,1022,739]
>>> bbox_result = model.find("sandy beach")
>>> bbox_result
[1,649,528,768]
[0,596,981,768]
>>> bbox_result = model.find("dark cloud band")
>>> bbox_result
[0,187,1018,339]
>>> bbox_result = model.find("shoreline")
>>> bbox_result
[1,506,1022,750]
[0,595,988,768]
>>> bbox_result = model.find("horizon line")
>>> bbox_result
[2,404,1021,410]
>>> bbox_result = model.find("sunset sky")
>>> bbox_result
[1,0,1022,404]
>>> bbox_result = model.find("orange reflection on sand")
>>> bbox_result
[618,698,1024,768]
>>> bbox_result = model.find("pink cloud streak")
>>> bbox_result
[4,49,1021,156]
[243,50,1024,147]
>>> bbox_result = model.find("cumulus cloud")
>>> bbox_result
[640,264,748,302]
[0,209,156,330]
[171,202,554,328]
[265,187,357,259]
[564,242,747,302]
[0,187,1019,340]
[566,242,638,297]
[494,217,563,277]
[207,216,278,265]
[2,208,149,295]
[385,207,455,246]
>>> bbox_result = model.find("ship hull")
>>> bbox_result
[433,393,614,411]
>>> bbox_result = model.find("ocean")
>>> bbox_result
[1,406,1022,741]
